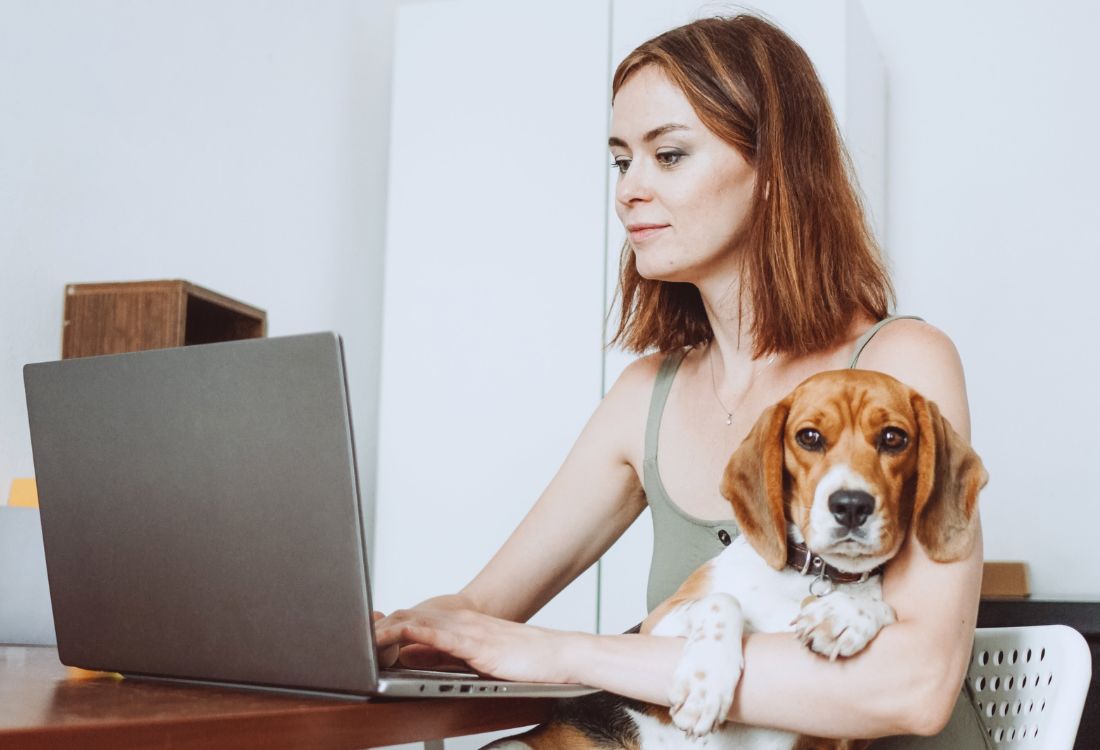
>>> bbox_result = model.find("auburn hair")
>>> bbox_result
[607,14,894,358]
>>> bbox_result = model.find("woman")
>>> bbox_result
[376,14,986,745]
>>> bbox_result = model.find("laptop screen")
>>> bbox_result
[24,333,379,694]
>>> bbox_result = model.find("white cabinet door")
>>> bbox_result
[598,0,886,634]
[377,0,611,636]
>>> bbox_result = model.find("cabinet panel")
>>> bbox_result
[378,0,611,634]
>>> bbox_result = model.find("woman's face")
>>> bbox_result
[609,65,756,284]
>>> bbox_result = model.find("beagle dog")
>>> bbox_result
[485,369,987,750]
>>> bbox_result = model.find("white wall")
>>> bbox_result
[0,0,401,545]
[859,0,1100,598]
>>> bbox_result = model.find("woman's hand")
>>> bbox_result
[373,594,479,671]
[374,607,584,685]
[371,612,404,669]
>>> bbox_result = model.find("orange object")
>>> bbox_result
[7,478,38,508]
[66,667,123,681]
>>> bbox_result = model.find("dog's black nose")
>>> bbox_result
[828,489,875,529]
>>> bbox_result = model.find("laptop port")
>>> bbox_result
[439,685,454,693]
[460,685,471,693]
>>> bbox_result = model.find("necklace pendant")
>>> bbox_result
[725,413,733,426]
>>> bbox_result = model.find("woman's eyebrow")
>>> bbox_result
[608,123,691,148]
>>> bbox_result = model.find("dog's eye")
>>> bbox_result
[796,428,824,451]
[879,428,909,453]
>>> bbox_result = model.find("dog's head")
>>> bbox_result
[720,370,988,574]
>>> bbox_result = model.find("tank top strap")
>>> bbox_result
[644,347,691,463]
[847,315,925,369]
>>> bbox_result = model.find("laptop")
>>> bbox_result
[23,332,594,699]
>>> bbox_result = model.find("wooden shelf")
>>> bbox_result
[62,280,266,359]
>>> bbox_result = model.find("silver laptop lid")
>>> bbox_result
[23,333,378,695]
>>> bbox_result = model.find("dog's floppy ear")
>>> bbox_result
[720,398,791,570]
[910,391,988,562]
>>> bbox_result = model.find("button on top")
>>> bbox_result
[717,529,732,546]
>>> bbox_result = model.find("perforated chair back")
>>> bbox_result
[967,625,1091,748]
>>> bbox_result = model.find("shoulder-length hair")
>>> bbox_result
[608,15,894,358]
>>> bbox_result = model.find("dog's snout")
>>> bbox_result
[828,489,875,529]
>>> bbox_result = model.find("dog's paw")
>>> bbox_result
[668,638,742,738]
[792,593,895,660]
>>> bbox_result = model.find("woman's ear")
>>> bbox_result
[910,391,988,562]
[720,398,791,569]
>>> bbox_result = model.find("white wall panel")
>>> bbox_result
[376,0,611,635]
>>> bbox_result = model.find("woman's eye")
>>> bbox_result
[610,157,631,174]
[795,428,824,451]
[656,150,684,167]
[879,428,909,453]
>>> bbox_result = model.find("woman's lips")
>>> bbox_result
[628,224,670,242]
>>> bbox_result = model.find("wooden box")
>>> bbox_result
[981,561,1031,598]
[62,280,266,359]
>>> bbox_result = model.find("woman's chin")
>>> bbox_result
[634,257,692,284]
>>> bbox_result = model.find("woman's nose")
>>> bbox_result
[615,162,652,206]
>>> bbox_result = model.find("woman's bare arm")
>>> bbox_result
[376,355,659,652]
[458,359,655,622]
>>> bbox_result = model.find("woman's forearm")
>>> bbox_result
[733,624,960,737]
[567,632,686,703]
[567,623,961,739]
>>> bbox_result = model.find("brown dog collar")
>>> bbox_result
[786,540,884,584]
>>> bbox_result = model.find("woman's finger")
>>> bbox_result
[398,644,471,671]
[379,642,400,668]
[400,623,468,659]
[372,611,404,667]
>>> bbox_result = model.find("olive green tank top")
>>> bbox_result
[641,314,992,750]
[643,314,924,609]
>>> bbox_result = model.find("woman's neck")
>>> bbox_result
[696,271,776,392]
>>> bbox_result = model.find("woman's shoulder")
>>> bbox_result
[854,317,971,438]
[607,347,689,392]
[600,347,691,417]
[587,349,689,469]
[855,317,962,378]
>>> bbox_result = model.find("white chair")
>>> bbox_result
[967,625,1092,748]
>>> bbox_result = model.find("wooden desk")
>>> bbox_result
[0,646,556,749]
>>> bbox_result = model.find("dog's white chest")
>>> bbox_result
[708,538,806,632]
[707,538,884,633]
[641,537,889,749]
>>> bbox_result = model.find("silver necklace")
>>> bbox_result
[708,342,776,426]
